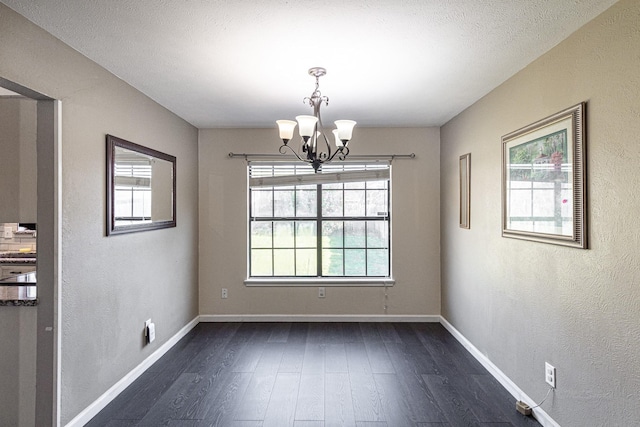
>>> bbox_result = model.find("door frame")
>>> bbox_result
[0,77,62,427]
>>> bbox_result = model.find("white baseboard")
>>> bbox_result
[439,316,560,427]
[199,314,441,323]
[64,316,199,427]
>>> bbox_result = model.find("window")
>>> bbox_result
[249,162,391,279]
[114,162,152,224]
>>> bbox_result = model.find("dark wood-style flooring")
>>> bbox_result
[87,322,541,427]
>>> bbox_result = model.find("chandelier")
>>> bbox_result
[276,67,356,172]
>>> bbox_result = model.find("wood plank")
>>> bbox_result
[325,373,356,427]
[363,341,395,374]
[164,323,240,377]
[182,334,259,420]
[197,372,252,426]
[268,322,292,343]
[355,421,388,426]
[349,373,385,422]
[359,323,383,343]
[373,373,418,427]
[85,370,174,424]
[301,343,325,374]
[232,340,267,373]
[384,342,438,376]
[341,322,364,343]
[136,373,206,426]
[103,421,139,427]
[262,373,301,427]
[325,343,348,373]
[230,323,276,373]
[390,323,423,346]
[346,342,372,374]
[279,341,306,373]
[227,422,263,427]
[188,325,255,378]
[422,374,479,427]
[294,421,325,427]
[306,323,331,343]
[411,323,485,375]
[323,323,345,344]
[166,421,202,426]
[295,373,324,421]
[185,322,253,375]
[450,374,510,423]
[254,342,285,374]
[471,374,541,427]
[233,373,277,421]
[375,323,402,343]
[416,423,453,426]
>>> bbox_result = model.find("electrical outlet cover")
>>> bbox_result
[545,362,556,388]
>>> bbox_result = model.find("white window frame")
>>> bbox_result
[245,162,395,287]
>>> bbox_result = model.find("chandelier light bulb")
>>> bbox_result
[276,120,297,143]
[295,115,318,140]
[332,129,344,148]
[334,120,357,143]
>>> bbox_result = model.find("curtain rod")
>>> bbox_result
[228,152,416,161]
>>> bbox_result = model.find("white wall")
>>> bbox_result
[199,127,440,317]
[0,4,200,425]
[440,0,640,425]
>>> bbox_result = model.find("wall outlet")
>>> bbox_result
[144,319,155,344]
[318,287,325,298]
[545,362,556,388]
[221,288,228,299]
[3,226,12,239]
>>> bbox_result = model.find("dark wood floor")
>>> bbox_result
[87,322,540,427]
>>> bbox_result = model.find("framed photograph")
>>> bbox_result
[502,103,586,248]
[459,153,471,229]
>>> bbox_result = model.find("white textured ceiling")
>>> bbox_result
[1,0,618,128]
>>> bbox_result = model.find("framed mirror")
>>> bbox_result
[106,135,176,236]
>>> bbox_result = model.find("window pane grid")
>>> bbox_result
[249,163,390,278]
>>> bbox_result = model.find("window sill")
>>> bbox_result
[244,277,395,287]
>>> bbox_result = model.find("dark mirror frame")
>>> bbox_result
[106,134,176,236]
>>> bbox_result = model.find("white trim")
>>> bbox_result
[53,100,63,427]
[199,314,440,323]
[245,277,395,286]
[64,317,199,427]
[440,316,561,427]
[249,167,390,188]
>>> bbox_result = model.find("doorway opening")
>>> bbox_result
[0,76,62,427]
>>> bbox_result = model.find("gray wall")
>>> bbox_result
[0,82,38,427]
[0,4,199,425]
[198,127,441,317]
[0,307,36,427]
[0,97,37,223]
[440,0,640,425]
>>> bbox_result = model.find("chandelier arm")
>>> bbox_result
[279,143,311,164]
[326,145,348,162]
